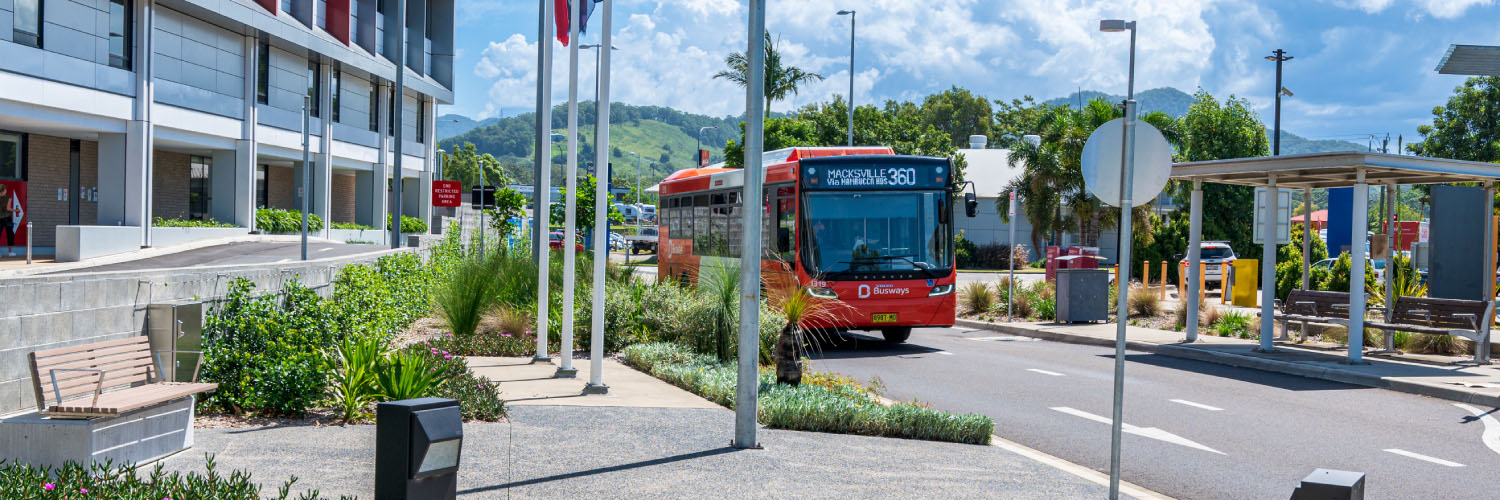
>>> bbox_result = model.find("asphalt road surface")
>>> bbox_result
[808,327,1500,500]
[49,241,389,274]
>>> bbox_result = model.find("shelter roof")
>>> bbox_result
[1171,151,1500,189]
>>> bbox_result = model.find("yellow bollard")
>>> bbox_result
[1179,261,1187,300]
[1198,264,1207,304]
[1142,261,1151,290]
[1160,261,1168,300]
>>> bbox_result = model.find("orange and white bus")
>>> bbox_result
[655,147,968,342]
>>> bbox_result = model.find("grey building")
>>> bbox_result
[955,146,1121,266]
[0,0,452,257]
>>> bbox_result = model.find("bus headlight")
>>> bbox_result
[808,287,839,299]
[928,284,954,296]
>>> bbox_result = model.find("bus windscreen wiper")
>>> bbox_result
[838,255,939,279]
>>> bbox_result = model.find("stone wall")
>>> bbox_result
[0,247,423,416]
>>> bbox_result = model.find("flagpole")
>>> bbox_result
[530,0,553,365]
[585,0,612,394]
[556,0,581,379]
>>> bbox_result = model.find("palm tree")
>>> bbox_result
[714,32,825,116]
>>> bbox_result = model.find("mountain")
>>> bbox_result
[439,103,741,188]
[1043,87,1196,117]
[437,114,498,141]
[1274,131,1366,154]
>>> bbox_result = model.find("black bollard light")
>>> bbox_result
[1289,468,1364,500]
[376,398,464,500]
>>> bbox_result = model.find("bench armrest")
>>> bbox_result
[1453,313,1479,331]
[47,368,105,407]
[153,350,206,383]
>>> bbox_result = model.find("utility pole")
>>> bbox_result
[837,9,856,146]
[1265,49,1292,156]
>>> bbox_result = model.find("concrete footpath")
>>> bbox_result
[957,318,1500,408]
[160,355,1167,499]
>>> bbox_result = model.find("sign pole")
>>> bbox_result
[733,0,766,450]
[1008,190,1016,321]
[531,0,553,365]
[1108,21,1138,500]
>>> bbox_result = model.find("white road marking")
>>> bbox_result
[933,351,955,356]
[1384,448,1464,467]
[1050,406,1225,455]
[1170,399,1223,412]
[318,247,333,252]
[1454,403,1500,457]
[968,336,1039,342]
[1026,368,1064,377]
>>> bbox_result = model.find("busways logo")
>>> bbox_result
[857,284,909,299]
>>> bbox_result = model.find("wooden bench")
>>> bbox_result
[1269,289,1355,342]
[1366,296,1496,364]
[27,336,217,419]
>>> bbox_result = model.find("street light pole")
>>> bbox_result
[1266,49,1293,156]
[390,0,406,249]
[837,9,855,146]
[1099,18,1136,500]
[734,0,766,450]
[696,126,717,166]
[301,95,310,261]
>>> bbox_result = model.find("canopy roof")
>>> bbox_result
[1437,44,1500,76]
[1171,151,1500,188]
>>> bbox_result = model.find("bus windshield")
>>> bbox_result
[802,190,951,276]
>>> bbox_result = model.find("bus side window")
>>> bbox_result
[777,187,796,261]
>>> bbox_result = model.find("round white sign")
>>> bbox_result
[1081,118,1174,207]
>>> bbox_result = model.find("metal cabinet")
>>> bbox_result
[146,302,203,382]
[1056,269,1109,323]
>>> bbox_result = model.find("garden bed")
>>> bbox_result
[0,455,346,499]
[621,343,994,445]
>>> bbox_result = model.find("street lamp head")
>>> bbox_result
[1099,19,1133,32]
[837,9,854,15]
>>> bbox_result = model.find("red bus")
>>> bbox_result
[656,147,969,343]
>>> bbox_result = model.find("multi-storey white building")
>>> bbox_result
[0,0,451,258]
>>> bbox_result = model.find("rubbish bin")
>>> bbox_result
[1056,268,1110,323]
[1232,259,1259,307]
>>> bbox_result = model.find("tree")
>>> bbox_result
[485,187,528,237]
[442,142,506,191]
[921,86,993,147]
[550,174,624,233]
[1407,76,1500,162]
[1171,90,1271,256]
[713,31,825,116]
[990,96,1053,150]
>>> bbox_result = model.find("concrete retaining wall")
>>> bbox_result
[328,228,387,245]
[0,247,423,416]
[149,227,252,248]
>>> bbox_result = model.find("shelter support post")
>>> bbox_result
[1185,180,1203,342]
[1375,183,1399,353]
[1346,169,1370,365]
[1258,175,1278,351]
[1300,187,1312,341]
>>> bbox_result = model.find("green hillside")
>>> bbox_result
[440,102,740,188]
[1043,87,1196,117]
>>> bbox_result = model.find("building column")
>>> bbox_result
[236,33,259,229]
[316,62,334,238]
[372,80,389,233]
[418,97,434,233]
[1258,175,1279,351]
[133,0,155,245]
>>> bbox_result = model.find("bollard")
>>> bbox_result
[1142,261,1151,290]
[1179,261,1187,300]
[1159,261,1167,300]
[1222,261,1232,304]
[25,221,32,264]
[1198,264,1207,304]
[1289,468,1364,500]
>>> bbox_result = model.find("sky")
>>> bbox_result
[447,0,1500,146]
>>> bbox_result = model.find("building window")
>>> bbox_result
[415,98,424,143]
[13,0,42,48]
[0,133,23,181]
[331,68,342,123]
[107,0,131,69]
[256,42,270,105]
[307,61,322,118]
[281,0,292,14]
[256,164,269,208]
[189,156,212,221]
[369,84,379,132]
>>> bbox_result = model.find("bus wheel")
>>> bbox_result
[880,327,912,343]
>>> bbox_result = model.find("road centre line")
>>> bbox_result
[1454,403,1500,457]
[1026,368,1064,377]
[1169,399,1223,411]
[1383,449,1464,467]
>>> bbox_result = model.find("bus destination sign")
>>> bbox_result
[805,162,947,190]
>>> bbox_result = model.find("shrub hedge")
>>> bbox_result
[153,216,237,228]
[255,208,324,233]
[622,343,994,445]
[0,455,351,499]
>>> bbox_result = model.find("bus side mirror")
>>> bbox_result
[964,193,978,218]
[777,227,791,252]
[1173,253,1184,261]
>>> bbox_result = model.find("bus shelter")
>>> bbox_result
[1171,151,1500,364]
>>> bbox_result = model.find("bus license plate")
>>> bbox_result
[872,313,898,323]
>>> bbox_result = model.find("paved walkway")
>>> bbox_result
[956,318,1500,407]
[160,355,1166,499]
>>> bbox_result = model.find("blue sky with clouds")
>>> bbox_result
[447,0,1500,145]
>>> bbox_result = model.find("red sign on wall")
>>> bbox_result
[432,181,462,207]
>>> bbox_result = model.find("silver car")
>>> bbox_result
[1179,242,1237,289]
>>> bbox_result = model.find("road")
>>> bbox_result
[807,327,1500,499]
[49,241,389,274]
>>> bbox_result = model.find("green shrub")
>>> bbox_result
[255,208,324,233]
[325,334,385,422]
[377,348,448,401]
[428,359,507,421]
[622,343,993,444]
[1214,310,1252,337]
[331,221,374,230]
[0,455,351,499]
[961,282,994,314]
[435,256,503,338]
[388,214,429,233]
[955,231,977,268]
[1128,285,1161,317]
[153,216,236,228]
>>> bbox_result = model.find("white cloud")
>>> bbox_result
[1325,0,1397,13]
[1414,0,1494,18]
